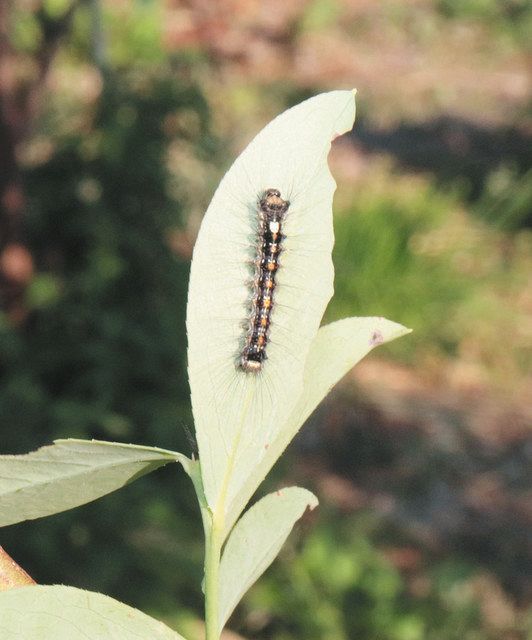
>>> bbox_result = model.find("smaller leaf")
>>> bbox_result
[0,584,187,639]
[218,486,317,630]
[289,316,412,430]
[0,439,190,527]
[224,316,410,535]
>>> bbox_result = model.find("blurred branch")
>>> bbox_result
[90,0,107,72]
[0,0,86,319]
[35,1,81,74]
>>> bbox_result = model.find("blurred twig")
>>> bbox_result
[0,0,86,320]
[90,0,107,72]
[0,545,36,591]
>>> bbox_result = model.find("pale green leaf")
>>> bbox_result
[286,316,412,431]
[187,90,357,515]
[224,317,410,535]
[0,584,186,639]
[0,439,190,527]
[219,486,317,629]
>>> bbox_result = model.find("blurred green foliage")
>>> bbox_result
[329,178,466,360]
[236,514,494,640]
[1,1,530,638]
[2,71,214,452]
[328,169,531,380]
[475,166,532,230]
[0,64,216,617]
[437,0,532,42]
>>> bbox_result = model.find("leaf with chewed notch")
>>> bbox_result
[0,584,187,639]
[218,486,318,630]
[224,316,410,535]
[0,439,190,527]
[187,90,357,516]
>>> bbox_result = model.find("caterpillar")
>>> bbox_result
[240,188,290,372]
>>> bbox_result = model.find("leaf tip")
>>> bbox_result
[369,318,412,346]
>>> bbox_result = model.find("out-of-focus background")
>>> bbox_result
[1,1,531,638]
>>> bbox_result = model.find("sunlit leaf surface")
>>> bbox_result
[187,90,357,515]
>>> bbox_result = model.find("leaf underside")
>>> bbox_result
[187,90,357,515]
[0,584,187,639]
[0,439,189,527]
[219,486,318,630]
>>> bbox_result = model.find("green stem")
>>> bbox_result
[204,516,222,640]
[204,385,254,638]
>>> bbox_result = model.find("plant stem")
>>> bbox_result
[204,386,253,639]
[204,516,222,640]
